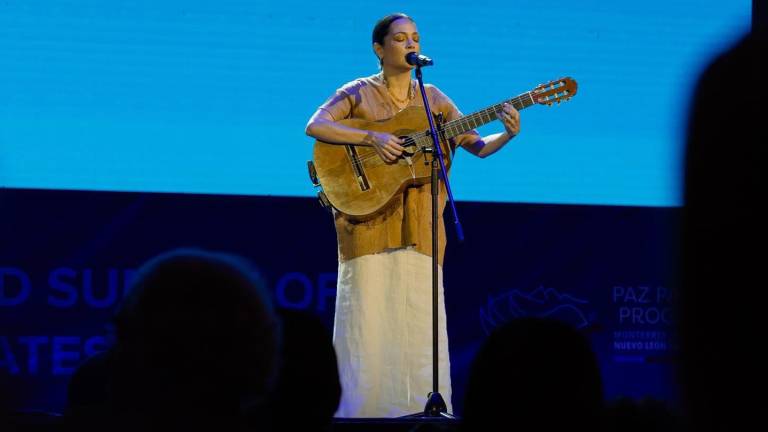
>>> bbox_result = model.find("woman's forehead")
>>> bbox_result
[388,18,418,35]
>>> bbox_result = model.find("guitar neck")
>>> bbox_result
[441,91,536,140]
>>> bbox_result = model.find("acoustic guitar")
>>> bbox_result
[308,77,577,219]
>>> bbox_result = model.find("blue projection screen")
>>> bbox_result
[0,1,750,206]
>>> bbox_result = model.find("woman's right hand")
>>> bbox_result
[367,131,405,163]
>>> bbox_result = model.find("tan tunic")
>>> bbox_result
[318,74,480,265]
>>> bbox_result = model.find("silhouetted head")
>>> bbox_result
[112,248,280,421]
[679,30,767,432]
[462,317,603,431]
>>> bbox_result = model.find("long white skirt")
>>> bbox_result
[333,247,452,418]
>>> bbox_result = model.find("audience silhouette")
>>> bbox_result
[66,248,281,430]
[248,307,341,431]
[602,396,680,432]
[461,317,603,431]
[678,23,766,432]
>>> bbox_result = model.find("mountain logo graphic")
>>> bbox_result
[479,286,592,335]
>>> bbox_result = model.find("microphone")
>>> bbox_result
[405,52,434,67]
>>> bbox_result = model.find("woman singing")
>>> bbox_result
[305,12,521,417]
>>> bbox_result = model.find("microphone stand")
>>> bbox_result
[404,58,464,420]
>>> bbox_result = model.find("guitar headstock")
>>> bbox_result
[533,77,577,106]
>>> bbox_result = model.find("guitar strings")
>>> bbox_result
[347,102,517,167]
[345,90,542,168]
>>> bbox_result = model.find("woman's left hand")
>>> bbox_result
[497,103,520,137]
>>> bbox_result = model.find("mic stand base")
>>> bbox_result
[400,391,456,419]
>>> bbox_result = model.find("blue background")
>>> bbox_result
[0,0,750,206]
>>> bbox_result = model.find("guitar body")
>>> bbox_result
[312,106,452,219]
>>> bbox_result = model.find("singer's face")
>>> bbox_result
[375,18,420,70]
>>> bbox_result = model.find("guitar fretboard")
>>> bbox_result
[441,91,536,140]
